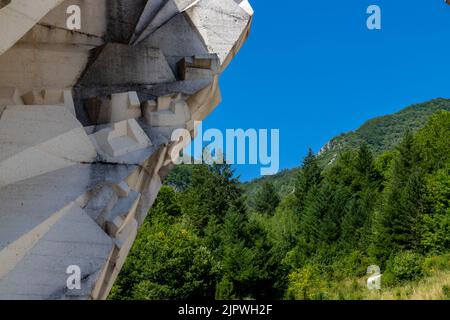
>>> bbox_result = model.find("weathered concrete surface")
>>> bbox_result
[130,0,200,45]
[90,119,153,158]
[0,105,97,188]
[79,43,176,87]
[0,0,65,55]
[0,0,253,300]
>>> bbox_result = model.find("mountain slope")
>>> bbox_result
[244,98,450,202]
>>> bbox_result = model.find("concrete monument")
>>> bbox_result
[0,0,253,299]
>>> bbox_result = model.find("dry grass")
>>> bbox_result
[364,271,450,300]
[317,269,450,300]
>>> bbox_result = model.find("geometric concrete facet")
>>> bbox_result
[0,105,97,188]
[0,86,24,105]
[84,91,142,125]
[90,119,152,158]
[144,94,191,127]
[0,0,65,55]
[22,88,76,116]
[79,43,176,88]
[0,0,253,300]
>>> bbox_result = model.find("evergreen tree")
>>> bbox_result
[375,131,425,258]
[109,187,218,300]
[180,163,242,233]
[149,185,181,220]
[414,110,450,171]
[355,143,381,185]
[111,110,450,301]
[165,165,193,192]
[295,149,322,213]
[421,164,450,253]
[254,182,281,215]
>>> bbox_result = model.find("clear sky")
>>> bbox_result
[198,0,450,181]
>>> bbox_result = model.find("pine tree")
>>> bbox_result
[295,149,322,213]
[180,163,242,233]
[375,131,425,258]
[415,110,450,171]
[214,199,279,299]
[254,182,281,215]
[356,143,374,176]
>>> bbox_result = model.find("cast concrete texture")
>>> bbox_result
[0,0,253,300]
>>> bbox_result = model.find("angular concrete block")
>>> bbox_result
[130,0,167,44]
[145,77,214,97]
[105,190,140,237]
[0,44,92,94]
[0,0,253,300]
[91,119,153,158]
[113,181,131,198]
[0,0,65,55]
[0,202,114,300]
[83,91,142,125]
[177,54,220,80]
[183,67,214,81]
[184,0,252,66]
[22,88,76,116]
[0,86,23,105]
[187,74,221,121]
[234,0,254,15]
[0,105,97,188]
[39,0,108,38]
[79,43,176,87]
[142,13,209,64]
[143,0,253,69]
[144,94,191,127]
[110,91,142,123]
[132,0,200,45]
[84,184,118,223]
[106,0,148,43]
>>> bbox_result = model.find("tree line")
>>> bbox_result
[110,110,450,300]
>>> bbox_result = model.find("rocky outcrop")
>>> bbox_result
[0,0,253,300]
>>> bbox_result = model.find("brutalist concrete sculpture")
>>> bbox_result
[0,0,253,299]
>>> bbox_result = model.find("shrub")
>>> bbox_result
[442,285,450,300]
[332,251,372,279]
[285,265,326,300]
[385,251,424,285]
[422,254,450,274]
[215,278,234,300]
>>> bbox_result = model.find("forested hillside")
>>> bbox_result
[244,98,450,204]
[110,106,450,300]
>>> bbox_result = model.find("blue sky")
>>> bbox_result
[195,0,450,181]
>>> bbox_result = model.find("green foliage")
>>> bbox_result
[253,182,280,215]
[111,162,284,300]
[244,99,450,200]
[179,163,242,233]
[286,265,326,300]
[244,168,299,209]
[318,98,450,166]
[264,194,299,255]
[110,107,450,301]
[295,149,323,213]
[442,285,450,300]
[384,251,424,286]
[331,250,372,279]
[165,165,193,192]
[285,110,449,297]
[414,110,450,171]
[148,185,182,220]
[422,254,450,274]
[215,278,235,300]
[110,220,219,300]
[420,213,450,254]
[373,132,426,258]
